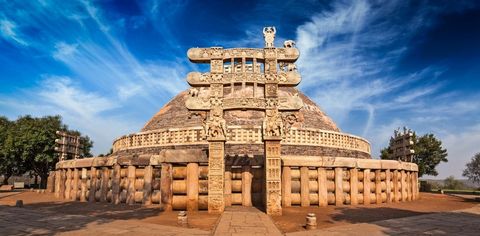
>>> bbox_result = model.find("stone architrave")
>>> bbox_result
[208,139,225,213]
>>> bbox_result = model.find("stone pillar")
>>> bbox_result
[47,171,55,193]
[80,168,87,202]
[300,167,310,207]
[224,166,232,207]
[393,170,399,202]
[127,165,136,205]
[161,163,173,211]
[112,164,121,204]
[143,165,153,206]
[208,140,225,213]
[60,169,66,199]
[65,169,72,200]
[318,168,328,206]
[242,165,252,207]
[55,170,61,198]
[73,168,79,201]
[88,167,96,202]
[100,167,109,202]
[350,168,358,205]
[186,163,199,211]
[282,166,291,207]
[401,170,406,202]
[375,170,382,204]
[386,169,392,203]
[363,169,370,205]
[264,138,282,216]
[335,168,343,206]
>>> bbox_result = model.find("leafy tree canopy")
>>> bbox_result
[463,153,480,184]
[0,115,93,187]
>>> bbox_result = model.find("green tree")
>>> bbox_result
[415,134,448,177]
[6,115,93,188]
[0,116,25,184]
[463,153,480,184]
[443,175,464,190]
[381,132,447,177]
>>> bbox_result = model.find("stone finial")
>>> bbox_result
[263,26,276,48]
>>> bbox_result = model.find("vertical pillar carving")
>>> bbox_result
[208,140,225,213]
[224,165,232,207]
[264,139,282,215]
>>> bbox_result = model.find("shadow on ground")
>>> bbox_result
[0,192,218,235]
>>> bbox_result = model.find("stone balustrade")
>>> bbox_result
[112,126,371,155]
[50,154,418,211]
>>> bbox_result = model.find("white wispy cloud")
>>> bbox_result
[0,19,28,46]
[294,0,480,178]
[0,0,189,154]
[0,76,138,154]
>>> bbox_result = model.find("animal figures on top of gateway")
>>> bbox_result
[205,108,227,139]
[263,109,284,137]
[263,26,276,48]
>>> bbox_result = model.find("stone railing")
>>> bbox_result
[49,154,418,211]
[280,156,419,206]
[112,126,371,154]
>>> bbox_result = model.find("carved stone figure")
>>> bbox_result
[263,27,276,48]
[205,108,227,139]
[283,40,296,48]
[188,88,199,97]
[282,112,298,133]
[263,109,284,137]
[286,63,297,72]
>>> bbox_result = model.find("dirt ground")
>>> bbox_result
[0,190,219,231]
[1,191,477,233]
[272,193,479,233]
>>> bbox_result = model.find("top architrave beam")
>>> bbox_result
[187,47,300,63]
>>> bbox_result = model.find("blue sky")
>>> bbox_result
[1,0,479,179]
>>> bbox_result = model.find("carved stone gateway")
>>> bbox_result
[184,26,302,215]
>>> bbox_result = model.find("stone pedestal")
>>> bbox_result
[264,137,282,216]
[208,138,225,213]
